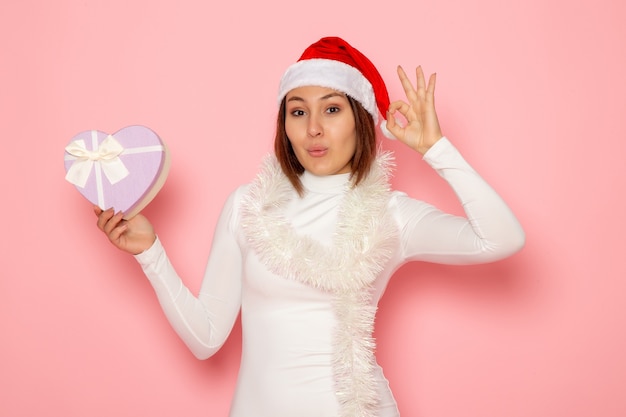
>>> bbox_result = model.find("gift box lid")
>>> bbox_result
[64,125,170,219]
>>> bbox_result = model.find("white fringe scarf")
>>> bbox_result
[240,153,399,417]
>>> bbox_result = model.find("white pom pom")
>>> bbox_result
[380,119,399,140]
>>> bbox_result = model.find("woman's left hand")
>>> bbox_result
[385,65,443,155]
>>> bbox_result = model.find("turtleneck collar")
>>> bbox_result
[300,170,352,194]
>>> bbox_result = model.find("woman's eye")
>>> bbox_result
[326,106,340,114]
[290,109,305,117]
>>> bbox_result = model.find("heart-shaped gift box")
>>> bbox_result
[64,125,170,219]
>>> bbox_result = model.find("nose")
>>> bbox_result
[307,114,322,137]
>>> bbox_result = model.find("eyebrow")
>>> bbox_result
[286,92,345,103]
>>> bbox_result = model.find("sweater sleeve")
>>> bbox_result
[394,137,525,264]
[134,188,244,359]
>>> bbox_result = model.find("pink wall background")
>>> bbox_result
[1,0,625,416]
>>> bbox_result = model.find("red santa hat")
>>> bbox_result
[277,37,396,139]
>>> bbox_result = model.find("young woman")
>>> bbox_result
[95,37,525,417]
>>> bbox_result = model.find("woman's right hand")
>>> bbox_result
[94,206,156,255]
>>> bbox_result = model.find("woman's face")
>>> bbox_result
[285,86,357,176]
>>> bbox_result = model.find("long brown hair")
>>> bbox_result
[274,94,377,196]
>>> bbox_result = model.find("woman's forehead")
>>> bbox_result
[286,86,348,101]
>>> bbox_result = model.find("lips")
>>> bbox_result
[307,146,328,157]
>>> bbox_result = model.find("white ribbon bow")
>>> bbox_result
[65,134,130,188]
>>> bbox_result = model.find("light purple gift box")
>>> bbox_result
[64,125,170,219]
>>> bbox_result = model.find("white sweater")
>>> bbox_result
[135,137,525,417]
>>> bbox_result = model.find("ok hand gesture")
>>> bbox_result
[385,66,443,155]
